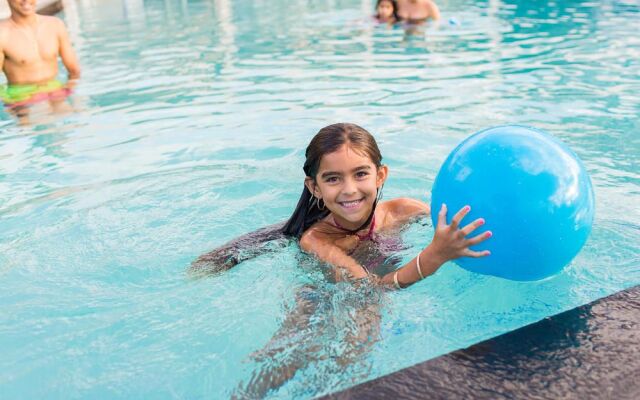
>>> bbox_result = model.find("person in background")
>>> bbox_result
[0,0,80,123]
[375,0,399,24]
[396,0,441,23]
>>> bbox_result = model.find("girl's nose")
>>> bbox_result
[342,178,357,194]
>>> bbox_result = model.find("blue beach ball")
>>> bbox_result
[430,125,595,281]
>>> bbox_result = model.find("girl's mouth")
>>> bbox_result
[338,198,364,210]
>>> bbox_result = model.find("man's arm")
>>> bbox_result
[0,24,6,75]
[0,43,4,75]
[56,19,80,80]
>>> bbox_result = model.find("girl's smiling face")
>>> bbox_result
[306,144,387,230]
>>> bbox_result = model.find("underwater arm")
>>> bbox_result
[300,231,369,280]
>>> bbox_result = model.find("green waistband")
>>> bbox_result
[0,80,65,104]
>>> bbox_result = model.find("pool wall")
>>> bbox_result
[324,284,640,399]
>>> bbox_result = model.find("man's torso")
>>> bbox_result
[1,16,61,84]
[397,0,432,21]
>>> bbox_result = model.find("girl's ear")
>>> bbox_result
[376,165,389,187]
[304,177,321,198]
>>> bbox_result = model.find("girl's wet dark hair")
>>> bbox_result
[282,123,383,238]
[375,0,399,22]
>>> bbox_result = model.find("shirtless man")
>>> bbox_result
[396,0,441,23]
[0,0,80,122]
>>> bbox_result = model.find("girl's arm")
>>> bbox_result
[382,203,490,288]
[300,203,490,288]
[300,230,369,280]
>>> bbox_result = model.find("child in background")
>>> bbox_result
[375,0,399,24]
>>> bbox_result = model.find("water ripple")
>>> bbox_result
[0,0,639,398]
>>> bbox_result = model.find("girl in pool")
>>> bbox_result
[193,123,491,289]
[375,0,399,24]
[202,123,490,398]
[281,122,490,288]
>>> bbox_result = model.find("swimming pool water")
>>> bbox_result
[0,0,638,398]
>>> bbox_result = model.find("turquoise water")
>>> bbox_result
[1,0,639,398]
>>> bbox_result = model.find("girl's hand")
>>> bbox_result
[427,204,491,265]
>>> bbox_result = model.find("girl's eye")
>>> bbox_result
[325,176,339,183]
[356,171,369,179]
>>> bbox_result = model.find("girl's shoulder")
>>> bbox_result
[379,197,430,226]
[300,220,361,256]
[299,220,339,250]
[300,224,324,251]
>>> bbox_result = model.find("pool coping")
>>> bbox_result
[0,0,63,19]
[323,284,640,399]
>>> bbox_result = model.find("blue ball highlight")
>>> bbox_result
[430,125,595,281]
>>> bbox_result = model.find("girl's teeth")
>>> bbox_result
[341,200,361,207]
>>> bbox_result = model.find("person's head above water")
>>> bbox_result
[283,123,388,238]
[7,0,37,18]
[375,0,399,23]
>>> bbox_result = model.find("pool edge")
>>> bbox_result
[322,284,640,399]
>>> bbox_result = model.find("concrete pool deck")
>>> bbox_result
[325,284,640,399]
[0,0,63,19]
